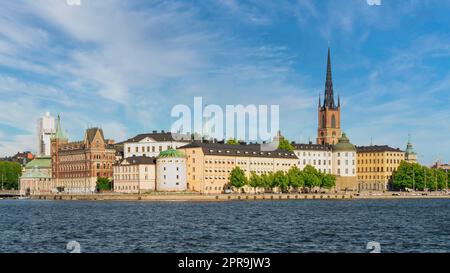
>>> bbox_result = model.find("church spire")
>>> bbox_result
[53,114,67,140]
[324,47,335,108]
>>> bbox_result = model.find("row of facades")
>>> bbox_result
[20,48,418,195]
[20,116,417,195]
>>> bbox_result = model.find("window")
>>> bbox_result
[331,114,336,128]
[322,114,326,128]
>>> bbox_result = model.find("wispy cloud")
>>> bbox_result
[0,0,449,165]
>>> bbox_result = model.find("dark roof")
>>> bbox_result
[116,156,156,166]
[322,48,339,109]
[356,145,404,153]
[85,128,104,144]
[122,131,191,143]
[292,143,332,151]
[178,142,298,159]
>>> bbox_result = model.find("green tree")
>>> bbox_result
[229,167,247,191]
[303,165,320,191]
[259,173,269,191]
[287,166,304,191]
[278,139,294,152]
[0,161,22,190]
[249,171,262,193]
[226,138,239,145]
[260,172,275,192]
[392,161,412,190]
[320,174,336,190]
[96,177,112,191]
[273,171,289,192]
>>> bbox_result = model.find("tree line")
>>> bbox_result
[0,161,22,190]
[229,165,336,193]
[392,161,449,191]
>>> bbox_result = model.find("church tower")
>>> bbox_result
[317,48,342,145]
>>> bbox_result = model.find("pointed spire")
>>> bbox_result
[53,114,67,140]
[338,94,340,107]
[318,94,322,108]
[324,47,335,108]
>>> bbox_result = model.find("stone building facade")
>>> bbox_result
[178,142,298,194]
[356,145,405,191]
[156,149,187,191]
[51,116,115,193]
[113,156,156,194]
[121,131,191,158]
[19,156,52,195]
[293,143,333,174]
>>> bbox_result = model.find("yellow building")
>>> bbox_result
[356,145,405,191]
[177,142,299,194]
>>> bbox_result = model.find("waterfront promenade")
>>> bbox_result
[26,192,450,202]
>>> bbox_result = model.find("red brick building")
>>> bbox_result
[51,116,115,193]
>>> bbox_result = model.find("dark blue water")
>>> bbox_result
[0,199,449,253]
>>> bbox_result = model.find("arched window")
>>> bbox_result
[322,114,326,128]
[331,114,336,128]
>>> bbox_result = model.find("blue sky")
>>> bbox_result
[0,0,449,165]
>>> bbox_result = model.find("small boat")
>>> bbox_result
[18,196,30,200]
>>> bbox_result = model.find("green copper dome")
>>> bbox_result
[24,156,52,169]
[158,149,185,158]
[333,133,356,152]
[405,134,416,155]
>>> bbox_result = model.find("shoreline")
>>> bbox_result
[14,192,450,202]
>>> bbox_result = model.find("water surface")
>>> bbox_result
[0,199,449,252]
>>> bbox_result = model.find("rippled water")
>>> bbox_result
[0,199,449,253]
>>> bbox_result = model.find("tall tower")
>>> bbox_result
[405,134,417,163]
[37,112,56,156]
[317,48,342,145]
[50,115,68,186]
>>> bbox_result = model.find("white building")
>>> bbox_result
[293,143,333,174]
[37,112,55,156]
[122,131,191,158]
[113,156,157,193]
[331,133,356,177]
[156,149,187,191]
